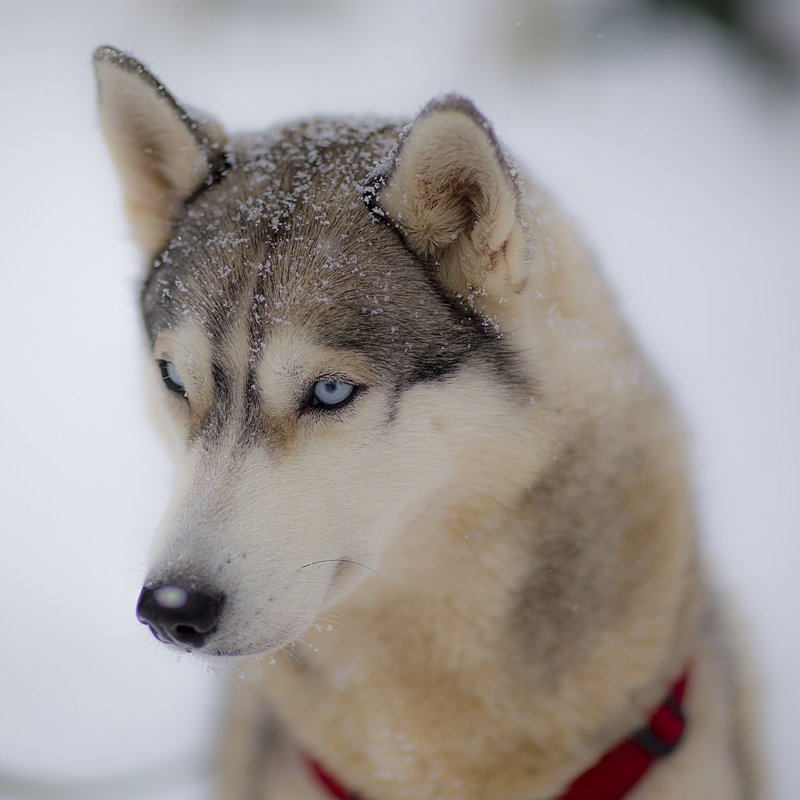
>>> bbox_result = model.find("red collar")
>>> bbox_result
[303,670,689,800]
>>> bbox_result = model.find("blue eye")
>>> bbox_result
[311,379,356,410]
[158,360,187,397]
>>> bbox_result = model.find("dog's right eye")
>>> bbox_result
[311,379,357,410]
[158,360,187,398]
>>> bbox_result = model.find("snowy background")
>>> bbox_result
[0,1,798,798]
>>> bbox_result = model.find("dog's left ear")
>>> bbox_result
[93,46,227,256]
[365,96,527,305]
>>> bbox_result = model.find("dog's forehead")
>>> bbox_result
[142,119,407,334]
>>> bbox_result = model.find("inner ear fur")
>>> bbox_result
[93,46,227,256]
[365,96,527,301]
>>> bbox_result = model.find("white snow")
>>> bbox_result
[0,1,797,798]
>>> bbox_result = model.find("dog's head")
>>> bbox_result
[94,47,546,657]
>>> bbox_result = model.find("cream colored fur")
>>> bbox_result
[95,49,226,254]
[94,49,760,800]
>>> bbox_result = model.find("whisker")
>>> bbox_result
[294,635,336,668]
[317,609,364,633]
[314,610,369,646]
[113,564,148,575]
[278,646,301,673]
[266,651,282,676]
[158,337,192,356]
[299,558,385,580]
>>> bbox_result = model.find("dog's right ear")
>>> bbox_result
[363,96,528,314]
[93,46,227,256]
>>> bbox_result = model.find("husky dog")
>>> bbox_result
[94,47,760,800]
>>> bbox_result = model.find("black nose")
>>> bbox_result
[136,584,223,649]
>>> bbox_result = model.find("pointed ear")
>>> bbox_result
[364,96,528,304]
[93,46,228,255]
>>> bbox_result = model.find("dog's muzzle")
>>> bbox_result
[136,583,223,650]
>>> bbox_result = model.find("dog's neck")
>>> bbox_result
[260,415,701,799]
[304,669,691,800]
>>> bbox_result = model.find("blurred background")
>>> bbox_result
[0,0,798,797]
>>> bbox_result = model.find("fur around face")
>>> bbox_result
[94,46,761,800]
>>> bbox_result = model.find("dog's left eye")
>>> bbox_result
[158,360,187,397]
[311,380,356,410]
